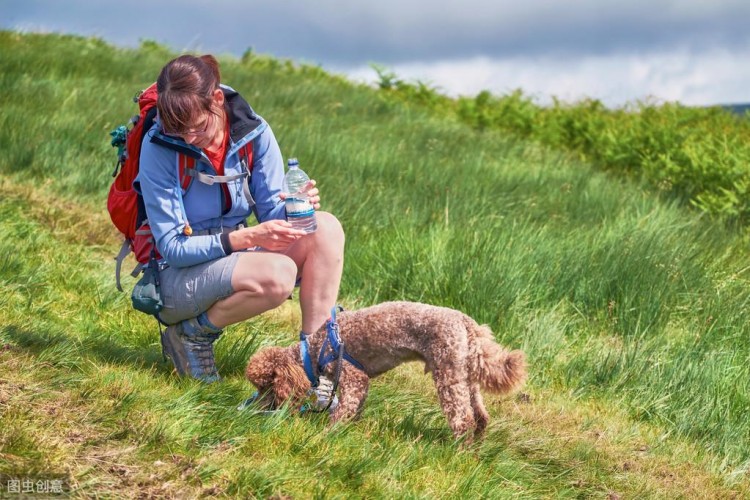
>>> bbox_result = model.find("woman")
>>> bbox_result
[136,54,345,392]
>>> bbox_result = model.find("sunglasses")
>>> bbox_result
[163,112,213,139]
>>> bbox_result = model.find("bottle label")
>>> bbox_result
[285,198,315,218]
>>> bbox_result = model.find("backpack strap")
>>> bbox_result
[178,142,256,206]
[172,142,257,241]
[114,239,131,292]
[114,224,154,291]
[178,154,195,194]
[186,169,248,185]
[239,142,255,207]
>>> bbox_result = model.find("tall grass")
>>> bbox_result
[375,67,750,224]
[1,31,749,496]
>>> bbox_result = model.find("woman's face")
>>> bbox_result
[179,111,216,148]
[166,88,225,150]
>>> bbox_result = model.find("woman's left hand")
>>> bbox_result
[280,179,320,210]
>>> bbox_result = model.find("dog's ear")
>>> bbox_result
[246,346,284,389]
[273,357,310,403]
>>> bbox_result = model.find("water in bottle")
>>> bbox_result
[283,158,317,233]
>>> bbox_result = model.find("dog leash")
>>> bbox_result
[317,306,365,373]
[299,305,365,413]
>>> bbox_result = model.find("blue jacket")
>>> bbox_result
[136,86,286,268]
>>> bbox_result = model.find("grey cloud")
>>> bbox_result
[251,1,750,63]
[3,0,750,66]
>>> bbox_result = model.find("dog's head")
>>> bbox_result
[245,346,310,410]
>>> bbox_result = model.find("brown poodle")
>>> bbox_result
[245,301,527,440]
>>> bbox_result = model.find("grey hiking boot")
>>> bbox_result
[161,317,221,383]
[302,375,339,413]
[240,376,339,415]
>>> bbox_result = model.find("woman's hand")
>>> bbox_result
[229,220,306,252]
[279,179,320,210]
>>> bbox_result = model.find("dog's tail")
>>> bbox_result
[472,323,527,393]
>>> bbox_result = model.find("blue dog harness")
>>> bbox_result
[299,305,365,388]
[238,306,364,415]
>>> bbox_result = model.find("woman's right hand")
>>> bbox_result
[229,220,306,252]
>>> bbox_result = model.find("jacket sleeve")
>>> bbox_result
[250,124,287,222]
[135,129,227,268]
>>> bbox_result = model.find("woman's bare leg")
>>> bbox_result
[205,251,298,328]
[284,211,345,334]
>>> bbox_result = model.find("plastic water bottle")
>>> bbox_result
[283,158,317,233]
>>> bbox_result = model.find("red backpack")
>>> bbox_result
[108,83,253,291]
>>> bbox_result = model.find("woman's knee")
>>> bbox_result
[316,211,345,246]
[233,253,297,303]
[265,256,298,301]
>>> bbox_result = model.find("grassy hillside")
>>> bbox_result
[1,32,750,498]
[373,67,750,224]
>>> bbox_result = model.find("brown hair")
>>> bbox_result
[156,54,222,135]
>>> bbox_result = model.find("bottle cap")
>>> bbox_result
[287,158,299,167]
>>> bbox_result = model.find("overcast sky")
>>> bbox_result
[3,0,750,107]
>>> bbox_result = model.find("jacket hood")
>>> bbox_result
[224,87,263,142]
[149,86,263,158]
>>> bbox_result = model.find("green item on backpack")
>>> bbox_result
[131,264,163,316]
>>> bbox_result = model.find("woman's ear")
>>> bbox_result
[212,87,225,107]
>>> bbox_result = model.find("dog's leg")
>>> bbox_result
[470,382,490,439]
[431,367,475,441]
[330,367,370,424]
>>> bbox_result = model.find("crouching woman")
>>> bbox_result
[136,54,344,386]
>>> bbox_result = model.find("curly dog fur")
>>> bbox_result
[245,301,527,440]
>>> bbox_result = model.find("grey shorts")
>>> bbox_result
[157,252,241,325]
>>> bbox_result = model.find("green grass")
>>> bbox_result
[376,67,750,223]
[1,31,750,497]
